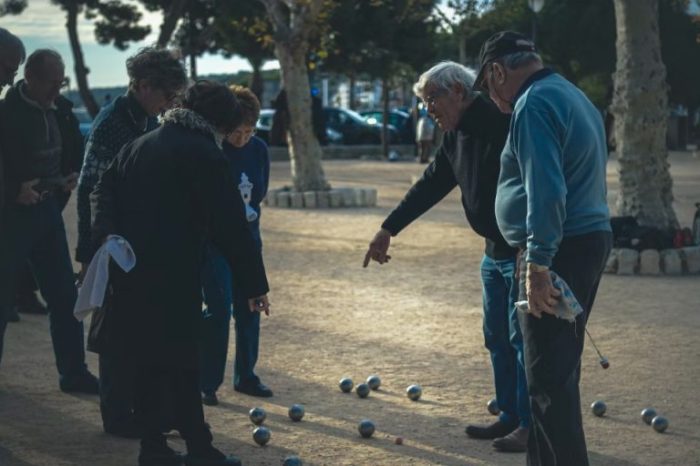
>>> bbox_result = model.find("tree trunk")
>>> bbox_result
[349,72,356,110]
[249,58,264,103]
[65,2,99,118]
[189,53,197,80]
[381,76,390,159]
[275,42,328,191]
[157,0,188,48]
[611,0,678,229]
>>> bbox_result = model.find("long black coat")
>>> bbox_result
[90,109,269,368]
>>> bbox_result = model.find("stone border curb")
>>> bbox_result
[264,187,377,209]
[604,246,700,275]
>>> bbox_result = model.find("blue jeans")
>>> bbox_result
[0,198,87,376]
[480,254,530,428]
[199,245,261,394]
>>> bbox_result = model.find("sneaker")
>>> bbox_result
[17,292,48,315]
[59,371,99,395]
[202,392,219,406]
[185,446,241,466]
[465,420,518,440]
[138,444,184,466]
[234,380,273,398]
[492,426,529,452]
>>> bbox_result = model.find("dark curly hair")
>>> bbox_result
[126,47,187,95]
[182,80,242,134]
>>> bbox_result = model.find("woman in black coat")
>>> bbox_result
[91,81,268,466]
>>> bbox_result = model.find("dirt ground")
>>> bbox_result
[1,152,700,466]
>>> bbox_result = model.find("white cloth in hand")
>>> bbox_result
[73,235,136,321]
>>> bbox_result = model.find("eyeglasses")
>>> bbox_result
[231,128,256,139]
[421,89,448,107]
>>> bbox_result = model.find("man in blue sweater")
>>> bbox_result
[476,31,612,465]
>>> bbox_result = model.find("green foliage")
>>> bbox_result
[0,0,26,15]
[94,1,151,50]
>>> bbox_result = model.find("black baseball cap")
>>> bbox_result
[475,31,536,89]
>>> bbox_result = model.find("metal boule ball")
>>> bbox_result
[651,416,669,433]
[394,436,403,445]
[366,375,381,390]
[339,377,353,393]
[487,398,500,416]
[641,408,657,425]
[288,403,305,422]
[591,400,606,417]
[406,384,422,401]
[249,407,267,426]
[358,419,375,438]
[282,455,303,466]
[356,383,370,398]
[252,426,271,446]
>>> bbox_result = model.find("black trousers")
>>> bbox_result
[519,231,612,466]
[134,363,212,454]
[99,353,136,431]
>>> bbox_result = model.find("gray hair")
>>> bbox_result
[25,49,63,75]
[0,27,25,62]
[498,51,542,70]
[413,61,477,98]
[126,47,187,93]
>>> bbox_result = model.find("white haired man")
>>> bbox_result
[364,61,531,452]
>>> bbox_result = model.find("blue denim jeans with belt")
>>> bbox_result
[480,254,530,428]
[199,244,261,394]
[0,197,87,376]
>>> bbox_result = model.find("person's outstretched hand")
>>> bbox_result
[363,228,392,267]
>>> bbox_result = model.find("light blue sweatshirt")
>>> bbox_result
[495,70,611,267]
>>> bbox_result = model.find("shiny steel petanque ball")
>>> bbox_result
[358,419,375,438]
[641,408,657,425]
[282,455,303,466]
[252,426,271,446]
[651,415,669,433]
[487,398,500,416]
[406,384,422,401]
[366,375,381,390]
[288,404,305,422]
[591,400,607,417]
[356,382,370,398]
[248,407,266,425]
[339,377,354,393]
[599,357,610,369]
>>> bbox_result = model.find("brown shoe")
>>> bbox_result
[465,420,517,439]
[492,426,528,452]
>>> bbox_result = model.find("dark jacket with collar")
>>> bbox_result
[0,81,83,209]
[382,94,517,259]
[75,93,155,263]
[90,108,269,367]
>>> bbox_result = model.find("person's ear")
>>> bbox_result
[451,83,465,100]
[492,63,507,85]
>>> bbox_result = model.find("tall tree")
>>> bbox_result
[50,1,150,117]
[259,0,331,192]
[612,0,678,228]
[139,0,189,48]
[214,0,275,100]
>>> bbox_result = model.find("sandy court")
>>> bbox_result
[1,152,699,466]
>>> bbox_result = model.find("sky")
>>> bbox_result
[1,0,280,88]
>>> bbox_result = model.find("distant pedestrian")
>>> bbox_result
[415,107,435,163]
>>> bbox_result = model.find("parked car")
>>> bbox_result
[255,108,345,146]
[360,109,414,144]
[324,107,398,144]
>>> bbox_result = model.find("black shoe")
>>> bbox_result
[59,371,99,394]
[465,420,518,440]
[185,446,241,466]
[202,392,219,406]
[17,292,48,315]
[6,307,20,322]
[139,445,184,466]
[234,380,273,398]
[492,426,529,452]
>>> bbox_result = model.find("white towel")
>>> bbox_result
[73,235,136,321]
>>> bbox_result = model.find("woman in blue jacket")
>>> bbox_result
[200,85,272,405]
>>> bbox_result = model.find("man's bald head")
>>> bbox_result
[24,49,66,109]
[0,27,25,89]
